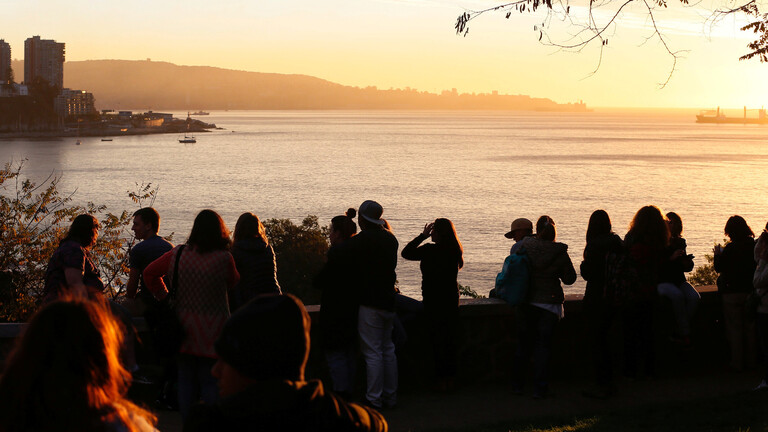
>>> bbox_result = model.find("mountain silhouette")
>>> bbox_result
[10,59,586,111]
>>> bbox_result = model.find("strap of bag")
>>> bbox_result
[169,244,185,301]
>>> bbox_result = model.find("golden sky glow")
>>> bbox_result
[3,0,766,108]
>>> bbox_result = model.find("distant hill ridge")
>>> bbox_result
[10,59,586,111]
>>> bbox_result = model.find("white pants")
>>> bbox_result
[358,305,398,407]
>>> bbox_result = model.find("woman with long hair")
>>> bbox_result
[402,218,464,391]
[230,212,281,311]
[622,205,669,379]
[43,214,104,302]
[0,298,157,432]
[143,209,239,420]
[313,208,359,398]
[714,215,757,371]
[580,209,623,399]
[657,212,699,345]
[512,215,576,399]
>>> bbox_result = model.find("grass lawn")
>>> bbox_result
[433,389,768,432]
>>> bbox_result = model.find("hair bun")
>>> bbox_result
[346,208,357,219]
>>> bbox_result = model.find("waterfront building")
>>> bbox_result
[54,88,96,118]
[24,36,65,90]
[0,40,11,85]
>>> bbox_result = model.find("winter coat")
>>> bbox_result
[520,236,577,304]
[231,238,281,311]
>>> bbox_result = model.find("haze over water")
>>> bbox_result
[2,109,768,300]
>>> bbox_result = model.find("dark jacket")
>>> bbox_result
[184,379,387,432]
[230,238,281,311]
[714,237,756,294]
[401,234,460,313]
[658,237,694,285]
[342,228,398,311]
[520,236,577,304]
[580,233,623,302]
[314,243,359,349]
[624,232,666,301]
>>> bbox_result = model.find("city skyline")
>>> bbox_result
[1,0,767,108]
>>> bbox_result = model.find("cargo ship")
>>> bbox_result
[696,107,768,124]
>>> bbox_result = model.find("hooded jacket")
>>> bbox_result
[184,379,387,432]
[521,236,577,304]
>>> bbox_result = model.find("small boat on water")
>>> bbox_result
[696,107,768,124]
[179,135,196,143]
[191,111,209,116]
[101,138,113,142]
[75,139,82,145]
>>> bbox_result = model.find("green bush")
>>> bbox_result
[688,242,723,287]
[0,161,141,321]
[264,215,329,305]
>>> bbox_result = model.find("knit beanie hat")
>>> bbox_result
[214,294,310,381]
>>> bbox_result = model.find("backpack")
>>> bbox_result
[495,248,530,306]
[604,249,641,306]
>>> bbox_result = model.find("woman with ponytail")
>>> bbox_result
[512,215,576,399]
[314,208,359,398]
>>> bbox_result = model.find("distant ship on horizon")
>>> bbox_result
[191,110,209,116]
[696,107,768,124]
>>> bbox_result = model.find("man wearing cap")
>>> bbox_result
[340,200,399,409]
[505,218,534,254]
[490,218,534,300]
[184,294,387,432]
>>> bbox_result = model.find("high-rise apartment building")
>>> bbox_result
[0,40,11,85]
[24,36,65,89]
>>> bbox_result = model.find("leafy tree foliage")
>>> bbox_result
[455,0,768,85]
[688,242,722,287]
[264,216,329,305]
[0,161,154,322]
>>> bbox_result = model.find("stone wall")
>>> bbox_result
[305,286,731,389]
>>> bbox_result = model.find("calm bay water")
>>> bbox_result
[2,110,768,300]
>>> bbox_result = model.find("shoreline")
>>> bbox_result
[0,125,216,140]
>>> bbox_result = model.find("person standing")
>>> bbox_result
[714,215,757,371]
[314,208,359,399]
[752,223,768,390]
[580,210,623,399]
[401,218,463,392]
[341,200,399,409]
[622,205,669,379]
[144,209,239,420]
[126,207,173,307]
[230,212,281,312]
[43,214,104,303]
[513,215,576,399]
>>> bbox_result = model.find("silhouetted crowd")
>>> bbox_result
[1,202,767,431]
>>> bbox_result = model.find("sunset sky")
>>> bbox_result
[2,0,766,108]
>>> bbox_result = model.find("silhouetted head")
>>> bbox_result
[358,200,385,230]
[66,214,100,248]
[627,205,670,249]
[213,294,310,395]
[586,210,612,242]
[0,298,155,430]
[330,208,357,246]
[187,209,231,252]
[433,218,464,269]
[536,215,556,241]
[724,215,754,241]
[666,212,683,238]
[505,218,533,242]
[234,212,268,245]
[132,207,160,240]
